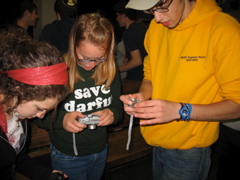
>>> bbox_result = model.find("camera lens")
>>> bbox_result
[88,124,97,130]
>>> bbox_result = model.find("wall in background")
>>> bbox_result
[34,0,55,41]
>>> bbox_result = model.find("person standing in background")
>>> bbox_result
[113,0,148,92]
[15,0,39,38]
[39,0,78,54]
[114,24,127,80]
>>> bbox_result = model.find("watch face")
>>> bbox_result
[182,109,189,116]
[179,103,191,121]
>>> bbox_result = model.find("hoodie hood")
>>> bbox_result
[174,0,221,31]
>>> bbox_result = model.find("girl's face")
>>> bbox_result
[75,41,107,71]
[16,98,58,119]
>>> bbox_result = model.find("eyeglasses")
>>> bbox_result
[78,54,107,63]
[145,0,173,14]
[78,59,106,63]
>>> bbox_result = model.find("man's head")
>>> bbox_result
[54,0,78,20]
[126,0,196,29]
[15,0,39,29]
[113,0,138,27]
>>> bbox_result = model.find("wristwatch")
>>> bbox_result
[179,103,192,121]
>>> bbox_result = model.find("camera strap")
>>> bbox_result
[126,114,134,150]
[73,133,78,156]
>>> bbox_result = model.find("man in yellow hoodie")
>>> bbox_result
[120,0,240,179]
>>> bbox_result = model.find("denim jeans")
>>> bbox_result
[152,146,211,180]
[50,144,107,180]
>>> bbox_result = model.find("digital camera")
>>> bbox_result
[128,98,141,107]
[78,115,100,130]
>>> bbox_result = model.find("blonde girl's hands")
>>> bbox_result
[63,111,87,133]
[93,109,114,127]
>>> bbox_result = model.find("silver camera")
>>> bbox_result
[78,115,100,130]
[128,98,141,107]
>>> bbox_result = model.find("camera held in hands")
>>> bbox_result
[128,98,141,107]
[78,115,100,130]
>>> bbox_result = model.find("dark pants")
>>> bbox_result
[211,124,240,180]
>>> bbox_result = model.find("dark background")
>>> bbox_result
[0,0,123,26]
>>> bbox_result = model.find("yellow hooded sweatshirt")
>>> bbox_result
[142,0,240,149]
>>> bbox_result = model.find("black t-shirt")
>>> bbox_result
[122,23,147,80]
[39,18,75,54]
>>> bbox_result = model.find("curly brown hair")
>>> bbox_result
[0,28,69,113]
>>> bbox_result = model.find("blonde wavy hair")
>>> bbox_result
[65,13,116,92]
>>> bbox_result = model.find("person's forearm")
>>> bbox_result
[191,99,240,121]
[119,49,143,72]
[118,59,142,72]
[138,79,152,100]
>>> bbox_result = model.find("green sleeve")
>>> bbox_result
[32,106,67,130]
[108,69,124,125]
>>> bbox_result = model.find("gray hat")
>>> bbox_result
[126,0,159,10]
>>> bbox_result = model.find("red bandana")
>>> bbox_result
[2,62,69,85]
